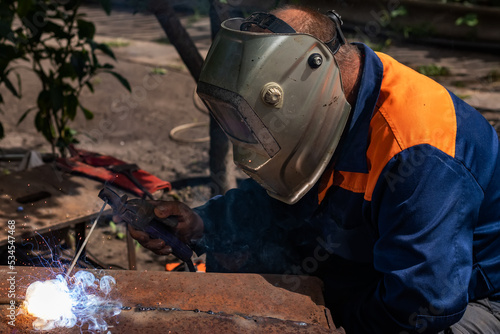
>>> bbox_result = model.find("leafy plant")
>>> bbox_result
[153,37,170,44]
[150,67,167,75]
[0,0,131,156]
[416,64,451,76]
[109,221,125,240]
[102,38,131,48]
[485,69,500,82]
[390,6,408,18]
[455,13,479,27]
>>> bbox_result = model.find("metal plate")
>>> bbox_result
[0,266,344,333]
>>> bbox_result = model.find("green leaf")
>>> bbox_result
[0,44,18,60]
[34,110,55,143]
[34,110,43,131]
[79,103,94,120]
[101,63,114,69]
[99,0,112,15]
[3,76,19,97]
[77,19,96,40]
[15,72,21,97]
[104,70,131,92]
[60,62,77,79]
[37,90,51,111]
[109,221,117,233]
[66,94,78,120]
[85,81,94,93]
[17,107,37,125]
[390,6,407,18]
[0,22,13,38]
[16,0,34,18]
[91,50,98,69]
[70,52,87,79]
[94,42,116,60]
[455,13,478,27]
[44,21,69,39]
[50,85,63,112]
[64,0,79,11]
[61,127,78,144]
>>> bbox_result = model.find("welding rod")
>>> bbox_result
[66,199,108,278]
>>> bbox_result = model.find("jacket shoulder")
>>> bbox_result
[364,52,457,200]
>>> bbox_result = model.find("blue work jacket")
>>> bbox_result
[194,44,500,333]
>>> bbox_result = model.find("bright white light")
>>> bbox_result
[23,272,121,332]
[25,277,75,324]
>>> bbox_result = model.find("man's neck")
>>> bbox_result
[337,46,363,106]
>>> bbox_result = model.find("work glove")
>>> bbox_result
[117,200,204,256]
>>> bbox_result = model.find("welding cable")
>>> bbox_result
[168,87,210,143]
[193,88,209,114]
[169,122,210,143]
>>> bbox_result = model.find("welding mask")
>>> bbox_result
[197,11,351,204]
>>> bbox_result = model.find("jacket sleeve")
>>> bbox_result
[193,178,319,274]
[339,145,483,333]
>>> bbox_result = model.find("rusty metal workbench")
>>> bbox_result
[0,266,345,333]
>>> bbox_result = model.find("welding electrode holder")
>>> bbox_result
[98,187,196,271]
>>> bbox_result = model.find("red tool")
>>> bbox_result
[56,145,170,197]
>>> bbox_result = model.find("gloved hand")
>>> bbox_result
[119,201,204,256]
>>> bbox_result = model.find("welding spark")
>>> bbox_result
[22,271,122,332]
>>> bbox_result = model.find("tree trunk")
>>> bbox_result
[148,0,237,195]
[148,0,203,81]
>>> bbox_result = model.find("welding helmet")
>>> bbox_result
[197,11,351,204]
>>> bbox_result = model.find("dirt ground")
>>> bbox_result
[1,4,500,272]
[0,6,217,272]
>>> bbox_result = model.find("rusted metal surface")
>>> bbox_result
[2,308,344,333]
[0,164,107,247]
[0,266,345,333]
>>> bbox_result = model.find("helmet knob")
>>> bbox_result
[308,53,323,69]
[261,83,283,107]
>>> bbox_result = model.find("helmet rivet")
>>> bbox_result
[261,83,283,107]
[308,53,323,69]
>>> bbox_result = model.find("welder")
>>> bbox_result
[126,5,500,333]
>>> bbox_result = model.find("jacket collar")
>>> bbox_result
[334,43,384,173]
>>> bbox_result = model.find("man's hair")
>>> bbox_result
[271,5,359,62]
[271,5,335,43]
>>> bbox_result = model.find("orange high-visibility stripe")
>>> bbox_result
[318,167,369,203]
[365,52,457,200]
[318,163,336,203]
[318,170,368,203]
[318,52,457,204]
[364,111,405,201]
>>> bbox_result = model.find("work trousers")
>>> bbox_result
[439,299,500,334]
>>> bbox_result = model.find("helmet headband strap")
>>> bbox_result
[325,10,346,55]
[240,10,346,55]
[240,12,296,33]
